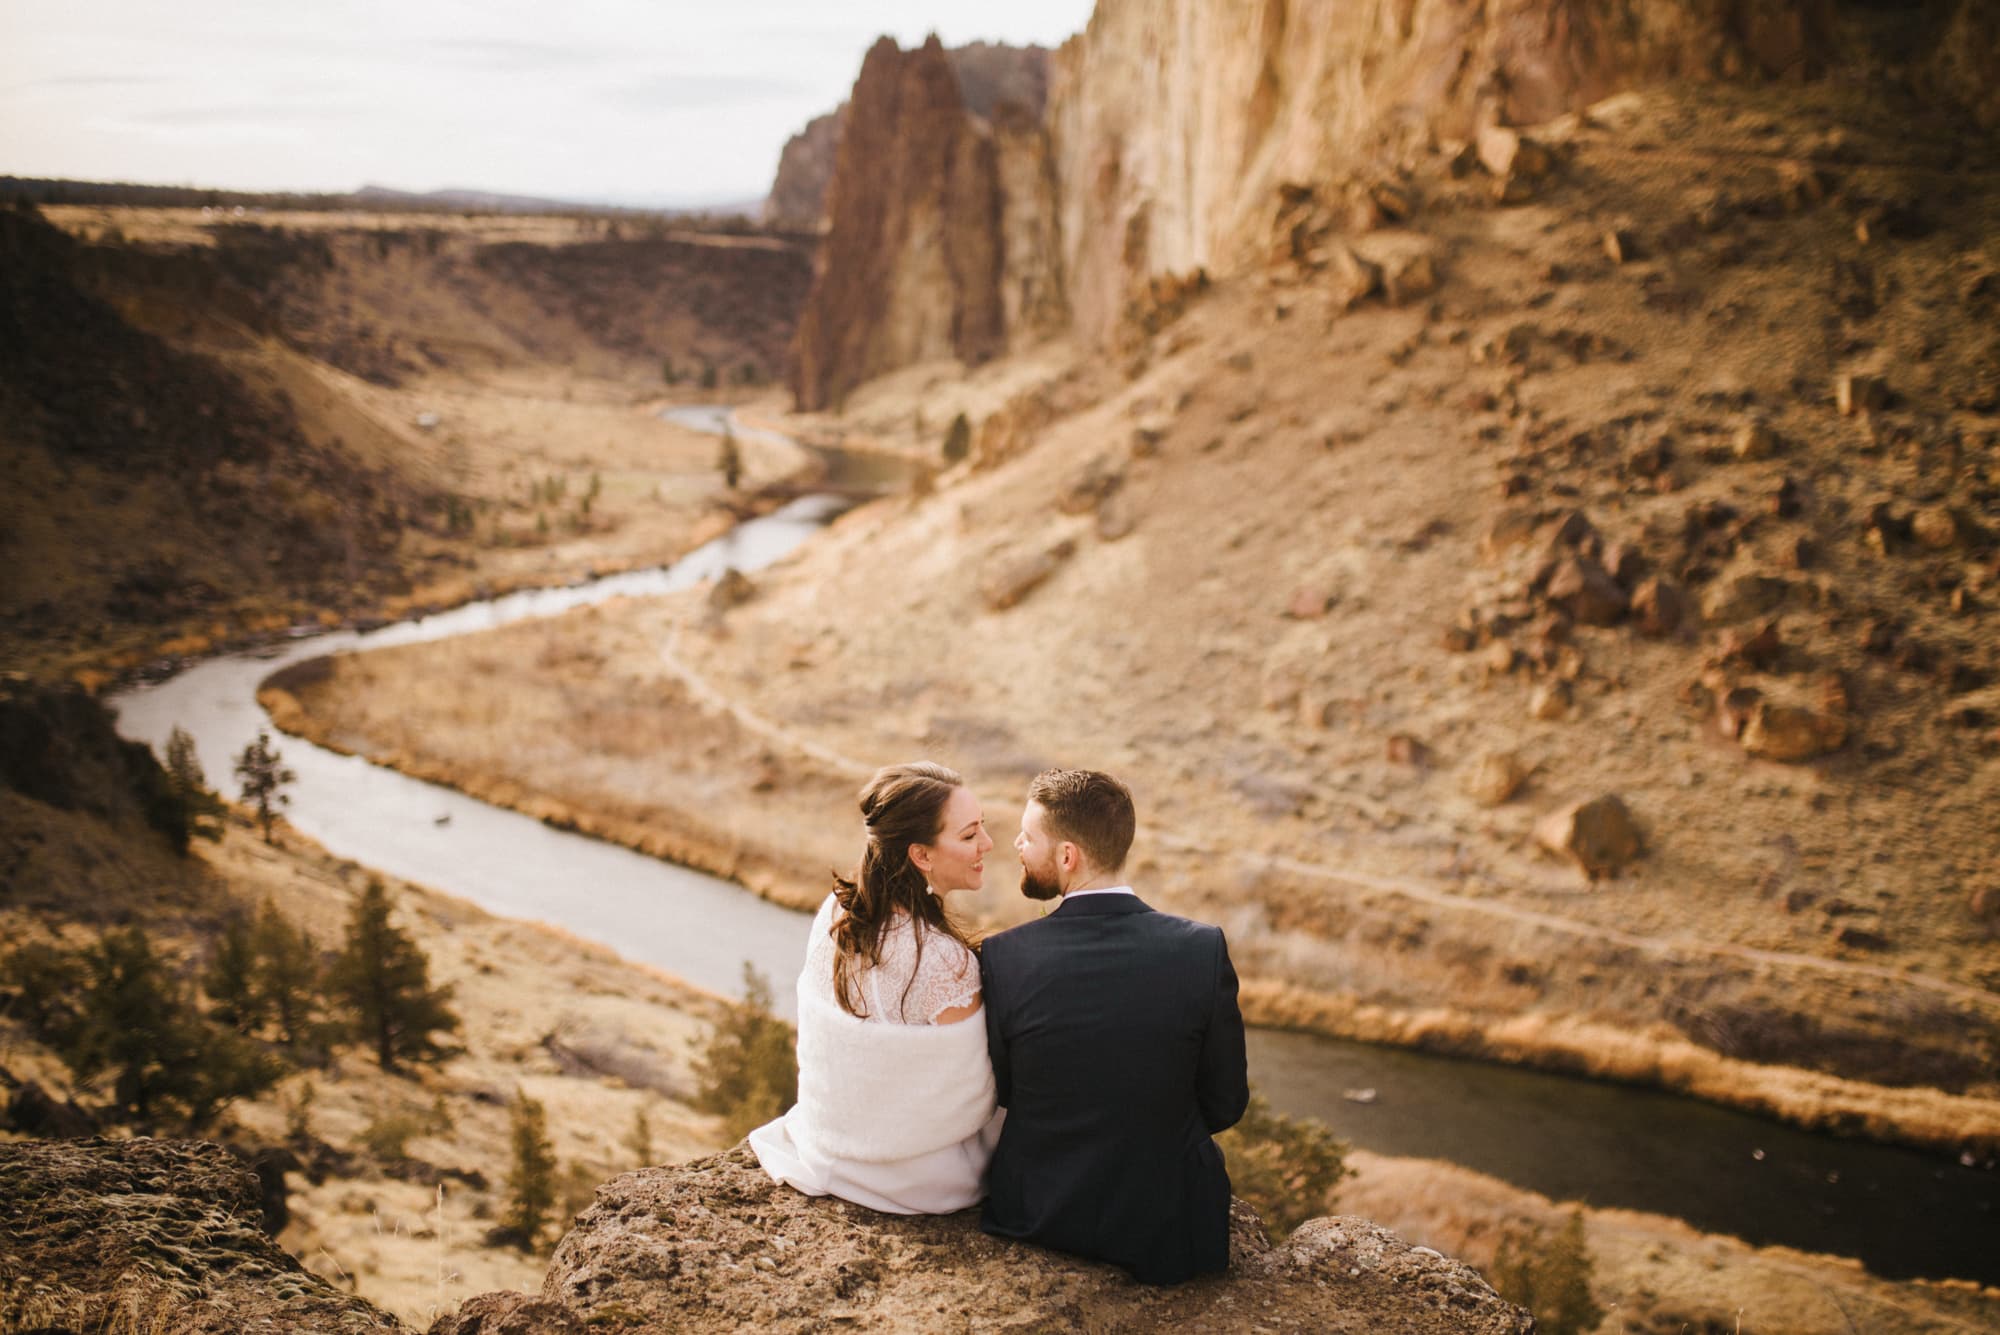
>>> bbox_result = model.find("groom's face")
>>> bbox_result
[1015,800,1063,901]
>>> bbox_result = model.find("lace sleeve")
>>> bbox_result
[871,919,982,1024]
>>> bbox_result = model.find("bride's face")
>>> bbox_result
[910,785,993,894]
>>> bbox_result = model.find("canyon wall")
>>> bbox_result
[792,0,2000,400]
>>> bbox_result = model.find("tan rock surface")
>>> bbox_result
[467,1145,1531,1335]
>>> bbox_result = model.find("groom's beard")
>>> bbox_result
[1020,864,1062,902]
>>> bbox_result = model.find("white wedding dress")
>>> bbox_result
[748,894,1003,1214]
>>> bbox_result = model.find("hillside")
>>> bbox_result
[1,204,814,682]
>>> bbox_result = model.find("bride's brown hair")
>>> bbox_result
[831,761,977,1019]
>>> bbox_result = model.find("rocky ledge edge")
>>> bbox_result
[0,1138,1530,1334]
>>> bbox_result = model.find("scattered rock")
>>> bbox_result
[1476,124,1553,180]
[1386,733,1432,767]
[1095,492,1137,542]
[1911,506,1962,551]
[1483,639,1519,677]
[1701,570,1792,624]
[981,540,1076,611]
[1631,577,1689,636]
[1328,243,1383,309]
[1480,510,1542,561]
[1717,619,1783,671]
[1835,372,1888,416]
[430,1292,589,1334]
[1464,750,1529,806]
[1130,417,1170,458]
[707,568,756,612]
[1528,681,1572,720]
[1383,251,1441,305]
[1741,701,1847,761]
[1533,794,1642,878]
[1970,885,2000,936]
[1602,228,1634,265]
[1836,925,1891,952]
[1733,419,1778,460]
[1285,587,1337,619]
[1059,456,1125,515]
[1546,557,1628,625]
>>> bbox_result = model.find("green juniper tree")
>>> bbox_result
[501,1090,559,1250]
[250,899,324,1050]
[326,879,460,1072]
[163,725,226,843]
[8,928,282,1130]
[691,962,797,1142]
[202,912,265,1033]
[233,729,295,844]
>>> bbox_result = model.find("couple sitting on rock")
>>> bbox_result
[748,763,1249,1287]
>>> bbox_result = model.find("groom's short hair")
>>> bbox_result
[1026,768,1134,873]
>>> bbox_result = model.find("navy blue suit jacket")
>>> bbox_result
[979,893,1249,1284]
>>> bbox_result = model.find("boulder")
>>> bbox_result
[1383,251,1441,305]
[1386,733,1433,767]
[1631,576,1689,636]
[1327,243,1383,309]
[1701,570,1791,624]
[1835,372,1889,415]
[1546,556,1628,625]
[1741,702,1847,761]
[1059,456,1125,515]
[1095,492,1138,542]
[471,1145,1533,1335]
[1528,681,1572,720]
[1733,420,1778,460]
[1464,750,1529,806]
[707,568,757,612]
[1476,124,1553,180]
[981,540,1076,611]
[0,1138,402,1334]
[1911,506,1962,550]
[1534,795,1642,877]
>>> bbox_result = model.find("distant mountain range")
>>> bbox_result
[0,175,761,218]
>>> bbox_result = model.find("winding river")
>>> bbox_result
[108,409,1995,1288]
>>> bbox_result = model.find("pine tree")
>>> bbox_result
[163,725,225,843]
[326,879,460,1072]
[233,729,295,844]
[250,899,323,1049]
[717,426,742,490]
[691,962,797,1142]
[501,1090,559,1250]
[202,913,265,1032]
[59,928,281,1129]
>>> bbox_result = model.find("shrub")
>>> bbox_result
[1216,1090,1354,1240]
[1490,1209,1605,1335]
[692,962,797,1142]
[359,1095,452,1163]
[941,411,971,464]
[625,1104,653,1167]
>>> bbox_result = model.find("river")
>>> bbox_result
[108,409,1995,1288]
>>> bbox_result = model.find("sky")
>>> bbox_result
[0,0,1097,207]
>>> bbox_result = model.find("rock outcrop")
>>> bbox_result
[442,1144,1529,1333]
[764,108,844,232]
[0,1137,402,1334]
[791,0,2000,400]
[788,37,1063,410]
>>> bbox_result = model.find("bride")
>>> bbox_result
[748,761,1003,1213]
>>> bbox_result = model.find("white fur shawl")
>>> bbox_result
[789,977,997,1164]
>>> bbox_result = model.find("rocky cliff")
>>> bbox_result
[0,1138,1529,1334]
[792,0,2000,397]
[788,38,1062,410]
[764,108,844,232]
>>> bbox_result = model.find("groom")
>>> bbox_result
[979,768,1249,1285]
